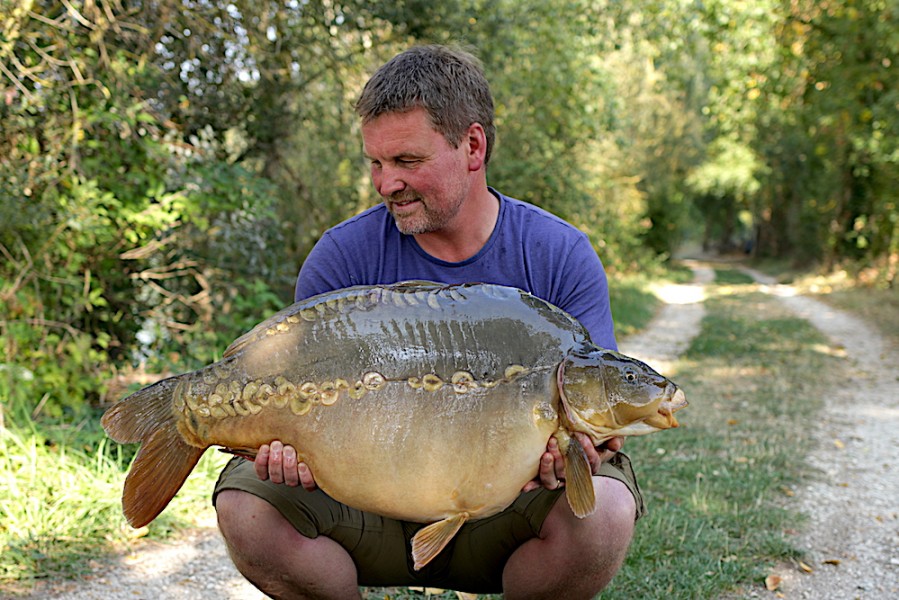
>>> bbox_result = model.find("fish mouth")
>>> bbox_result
[658,387,687,428]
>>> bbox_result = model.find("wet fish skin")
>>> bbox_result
[102,281,686,570]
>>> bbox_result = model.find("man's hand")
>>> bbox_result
[252,440,317,491]
[522,434,624,493]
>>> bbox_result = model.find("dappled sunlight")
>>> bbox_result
[652,282,708,305]
[855,404,899,420]
[758,284,800,298]
[810,343,848,358]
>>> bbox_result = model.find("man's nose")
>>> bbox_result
[375,164,406,197]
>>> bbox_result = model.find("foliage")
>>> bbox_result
[0,1,291,422]
[750,0,899,271]
[1,0,893,445]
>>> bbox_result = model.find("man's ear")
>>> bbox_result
[466,123,488,172]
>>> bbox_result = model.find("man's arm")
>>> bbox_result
[525,234,623,491]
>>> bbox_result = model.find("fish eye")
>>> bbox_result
[625,370,637,382]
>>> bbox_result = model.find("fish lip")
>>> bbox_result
[663,387,687,412]
[658,387,687,428]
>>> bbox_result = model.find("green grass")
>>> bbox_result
[713,268,755,285]
[0,427,124,585]
[0,418,228,594]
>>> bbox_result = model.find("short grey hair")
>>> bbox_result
[355,45,496,164]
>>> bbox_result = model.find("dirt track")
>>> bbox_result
[738,268,899,599]
[23,262,899,599]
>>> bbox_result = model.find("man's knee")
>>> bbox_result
[596,477,637,537]
[215,489,284,555]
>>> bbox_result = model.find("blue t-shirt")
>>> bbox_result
[295,188,617,350]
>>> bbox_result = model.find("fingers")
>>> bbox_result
[297,461,317,491]
[604,436,624,453]
[251,441,305,487]
[575,433,625,475]
[537,438,566,491]
[253,444,271,480]
[522,434,627,493]
[280,444,300,487]
[575,432,602,474]
[519,451,562,493]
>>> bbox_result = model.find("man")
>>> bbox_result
[214,45,644,599]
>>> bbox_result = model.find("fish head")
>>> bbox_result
[558,346,687,444]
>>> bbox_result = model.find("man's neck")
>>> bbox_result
[414,186,499,263]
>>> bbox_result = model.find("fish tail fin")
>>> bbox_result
[101,376,206,528]
[411,513,469,570]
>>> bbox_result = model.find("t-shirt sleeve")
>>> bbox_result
[294,233,355,302]
[556,236,617,351]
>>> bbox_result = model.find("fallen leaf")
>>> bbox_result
[798,561,814,573]
[765,574,783,591]
[781,486,795,497]
[833,438,845,449]
[727,418,739,425]
[823,559,841,566]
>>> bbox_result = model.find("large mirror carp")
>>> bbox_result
[103,281,686,569]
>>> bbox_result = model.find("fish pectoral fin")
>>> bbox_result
[564,439,597,518]
[411,513,469,571]
[218,447,258,461]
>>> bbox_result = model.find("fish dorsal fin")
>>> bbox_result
[411,512,469,570]
[223,283,445,359]
[391,279,443,288]
[562,435,597,518]
[223,305,298,359]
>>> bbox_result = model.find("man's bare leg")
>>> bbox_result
[215,490,361,600]
[501,477,636,599]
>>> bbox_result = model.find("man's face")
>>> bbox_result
[361,108,471,235]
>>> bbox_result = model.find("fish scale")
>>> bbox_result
[102,281,686,570]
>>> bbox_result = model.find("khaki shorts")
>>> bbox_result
[213,453,644,593]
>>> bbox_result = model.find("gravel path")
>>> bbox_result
[738,268,899,599]
[20,262,897,599]
[20,516,264,600]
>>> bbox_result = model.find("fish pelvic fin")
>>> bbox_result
[101,375,205,528]
[218,447,258,461]
[559,433,597,518]
[411,512,469,571]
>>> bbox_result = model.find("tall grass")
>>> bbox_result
[0,418,227,592]
[0,424,127,584]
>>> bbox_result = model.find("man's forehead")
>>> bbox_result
[361,109,444,157]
